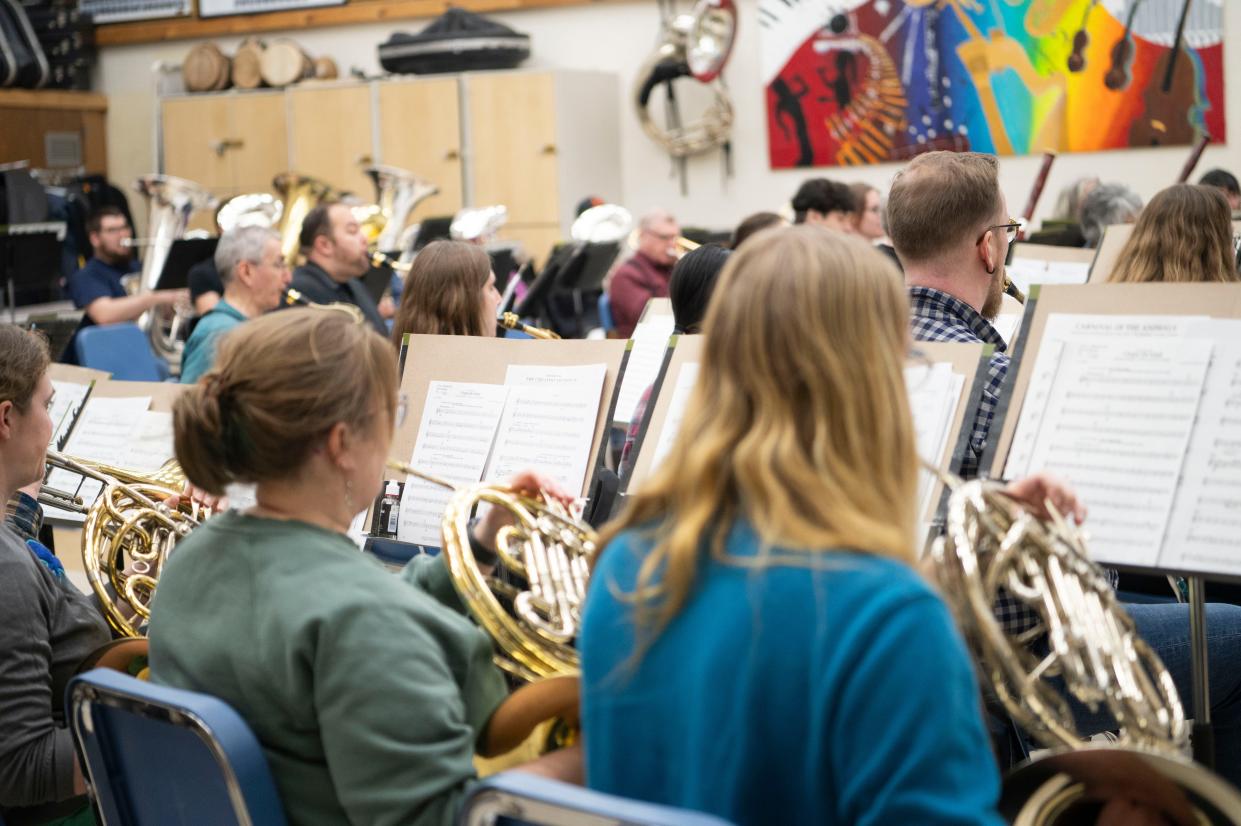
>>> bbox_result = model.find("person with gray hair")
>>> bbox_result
[1079,183,1143,248]
[180,226,290,384]
[607,208,680,338]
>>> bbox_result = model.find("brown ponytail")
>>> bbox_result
[390,240,493,345]
[174,307,399,494]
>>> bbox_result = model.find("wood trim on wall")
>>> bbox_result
[96,0,604,47]
[0,90,107,111]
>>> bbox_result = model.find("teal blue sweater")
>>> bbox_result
[180,300,245,384]
[580,520,1003,826]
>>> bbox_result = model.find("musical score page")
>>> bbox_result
[124,411,175,473]
[648,363,700,474]
[45,396,153,523]
[48,380,91,449]
[489,364,607,495]
[612,315,676,424]
[397,382,508,547]
[1161,320,1241,575]
[906,362,965,522]
[1005,257,1091,296]
[1005,337,1212,568]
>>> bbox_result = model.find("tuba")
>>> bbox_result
[41,451,203,638]
[388,460,592,754]
[366,164,439,254]
[215,192,284,233]
[451,205,508,244]
[633,0,737,160]
[130,174,217,365]
[273,172,344,266]
[929,471,1241,822]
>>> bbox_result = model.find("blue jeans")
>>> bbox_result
[1068,602,1241,788]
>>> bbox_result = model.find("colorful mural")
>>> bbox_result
[760,0,1226,168]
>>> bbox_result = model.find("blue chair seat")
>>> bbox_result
[73,323,170,381]
[68,668,286,826]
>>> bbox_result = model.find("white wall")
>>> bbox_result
[96,0,1241,232]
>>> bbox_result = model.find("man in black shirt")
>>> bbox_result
[290,202,386,333]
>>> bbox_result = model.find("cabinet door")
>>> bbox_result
[229,92,288,194]
[466,72,559,225]
[162,96,233,191]
[377,78,463,223]
[287,84,374,197]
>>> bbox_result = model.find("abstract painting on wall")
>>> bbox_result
[760,0,1226,168]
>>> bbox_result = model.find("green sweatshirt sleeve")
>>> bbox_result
[401,552,469,615]
[311,601,507,826]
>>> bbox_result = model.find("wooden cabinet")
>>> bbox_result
[157,70,620,261]
[377,77,463,223]
[0,90,107,173]
[287,84,373,198]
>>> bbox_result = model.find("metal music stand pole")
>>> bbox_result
[1188,576,1214,769]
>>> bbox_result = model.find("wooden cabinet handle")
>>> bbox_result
[210,138,244,157]
[541,144,557,155]
[357,154,373,166]
[444,149,460,161]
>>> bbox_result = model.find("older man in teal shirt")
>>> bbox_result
[180,226,290,383]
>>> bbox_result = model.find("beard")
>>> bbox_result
[981,267,1004,321]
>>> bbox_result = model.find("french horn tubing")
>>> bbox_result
[497,312,561,340]
[42,450,204,638]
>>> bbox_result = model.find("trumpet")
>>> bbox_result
[626,228,700,260]
[282,288,310,306]
[498,312,560,340]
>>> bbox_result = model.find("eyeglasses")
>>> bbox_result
[976,217,1022,245]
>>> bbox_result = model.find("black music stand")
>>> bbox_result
[413,217,453,251]
[154,238,218,291]
[362,264,393,305]
[0,225,63,319]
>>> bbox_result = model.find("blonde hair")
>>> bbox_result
[391,240,493,344]
[601,226,919,639]
[1108,184,1239,284]
[174,308,398,494]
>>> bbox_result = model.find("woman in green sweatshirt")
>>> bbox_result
[148,305,578,826]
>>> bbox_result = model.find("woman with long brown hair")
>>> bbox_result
[581,227,1022,825]
[390,240,502,344]
[149,307,576,825]
[1108,184,1239,284]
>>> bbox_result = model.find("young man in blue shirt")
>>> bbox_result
[66,206,187,328]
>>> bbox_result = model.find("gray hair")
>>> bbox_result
[214,226,280,285]
[1080,183,1143,248]
[639,208,676,232]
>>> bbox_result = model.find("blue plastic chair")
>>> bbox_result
[458,773,735,826]
[597,292,615,335]
[73,324,170,381]
[67,668,287,826]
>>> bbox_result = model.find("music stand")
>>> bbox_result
[362,264,393,305]
[154,238,218,291]
[514,243,574,321]
[26,313,84,362]
[1,224,64,320]
[412,217,453,251]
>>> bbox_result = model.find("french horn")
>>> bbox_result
[633,0,737,159]
[41,451,204,638]
[929,470,1241,822]
[273,172,345,266]
[129,174,218,367]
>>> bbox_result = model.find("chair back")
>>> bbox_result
[459,772,735,826]
[74,324,170,381]
[68,668,286,826]
[597,292,615,334]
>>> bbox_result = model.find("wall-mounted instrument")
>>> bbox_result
[1176,133,1211,183]
[633,0,737,192]
[1017,151,1056,243]
[1066,0,1099,73]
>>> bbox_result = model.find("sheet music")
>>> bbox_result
[48,380,90,449]
[1006,314,1206,477]
[612,315,677,424]
[648,363,700,475]
[1162,320,1241,575]
[1005,257,1090,296]
[992,313,1022,348]
[1005,338,1212,568]
[906,362,965,521]
[45,396,153,523]
[488,364,607,495]
[397,382,508,547]
[123,411,175,472]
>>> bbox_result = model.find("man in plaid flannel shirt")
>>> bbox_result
[887,152,1241,782]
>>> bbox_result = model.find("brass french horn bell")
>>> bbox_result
[41,451,204,638]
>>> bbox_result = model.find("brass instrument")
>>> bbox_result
[42,451,203,638]
[450,205,508,244]
[1003,274,1027,305]
[130,174,218,367]
[929,469,1241,821]
[366,164,439,254]
[370,250,412,275]
[498,312,560,341]
[273,172,344,267]
[281,287,310,306]
[215,192,283,233]
[387,458,592,683]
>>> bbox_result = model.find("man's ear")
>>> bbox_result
[977,230,997,274]
[0,400,14,441]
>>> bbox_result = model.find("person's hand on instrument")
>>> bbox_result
[163,481,227,515]
[472,470,573,553]
[1004,472,1087,525]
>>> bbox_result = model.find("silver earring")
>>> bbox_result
[344,477,355,513]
